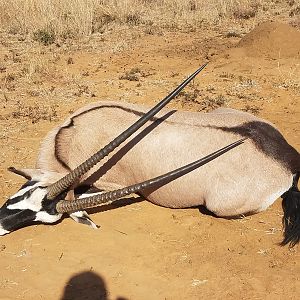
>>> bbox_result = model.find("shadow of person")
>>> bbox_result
[60,271,107,300]
[61,271,127,300]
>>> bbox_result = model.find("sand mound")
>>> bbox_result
[237,22,300,59]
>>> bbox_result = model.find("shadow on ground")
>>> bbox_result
[60,271,127,300]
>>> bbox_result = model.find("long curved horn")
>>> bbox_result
[47,63,208,200]
[56,138,247,213]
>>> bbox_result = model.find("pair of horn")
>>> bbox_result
[47,63,208,200]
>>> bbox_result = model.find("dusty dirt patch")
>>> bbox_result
[0,22,300,299]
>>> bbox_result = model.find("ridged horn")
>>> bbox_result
[56,138,247,213]
[47,63,208,200]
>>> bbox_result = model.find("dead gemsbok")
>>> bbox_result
[1,64,299,247]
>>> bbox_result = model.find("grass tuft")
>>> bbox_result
[33,29,55,45]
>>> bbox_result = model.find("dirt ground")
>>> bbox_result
[0,21,300,299]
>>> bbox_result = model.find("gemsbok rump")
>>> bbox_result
[0,64,299,247]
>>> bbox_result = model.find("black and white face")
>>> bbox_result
[0,180,63,236]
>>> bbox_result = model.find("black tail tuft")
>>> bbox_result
[281,173,300,247]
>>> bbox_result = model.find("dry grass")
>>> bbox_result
[119,67,154,81]
[0,0,96,37]
[10,101,58,123]
[0,0,262,41]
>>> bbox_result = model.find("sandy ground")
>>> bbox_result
[0,21,300,299]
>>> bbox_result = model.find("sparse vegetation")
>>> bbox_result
[0,0,284,40]
[198,95,227,111]
[178,88,201,104]
[289,5,300,16]
[119,67,153,81]
[242,104,261,114]
[10,102,58,123]
[233,2,260,19]
[176,87,228,112]
[74,84,96,97]
[119,67,143,81]
[276,78,300,93]
[33,29,55,45]
[225,29,242,38]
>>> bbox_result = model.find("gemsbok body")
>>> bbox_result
[1,64,299,246]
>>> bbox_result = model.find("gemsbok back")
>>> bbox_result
[1,64,299,247]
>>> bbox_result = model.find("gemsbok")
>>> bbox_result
[0,63,299,247]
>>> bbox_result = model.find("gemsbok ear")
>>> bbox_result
[8,167,64,185]
[8,167,34,180]
[69,211,99,229]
